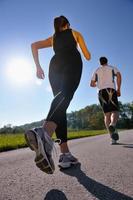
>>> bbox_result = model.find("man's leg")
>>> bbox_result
[104,112,111,132]
[110,111,119,127]
[104,112,117,144]
[109,111,119,143]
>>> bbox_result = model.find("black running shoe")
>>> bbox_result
[109,125,119,141]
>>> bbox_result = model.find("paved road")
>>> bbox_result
[0,130,133,200]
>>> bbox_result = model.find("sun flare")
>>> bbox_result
[6,58,35,86]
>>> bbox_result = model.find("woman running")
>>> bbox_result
[25,15,91,174]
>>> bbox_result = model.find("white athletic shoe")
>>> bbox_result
[111,139,117,145]
[58,153,79,169]
[25,127,55,174]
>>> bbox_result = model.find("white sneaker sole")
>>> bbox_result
[25,129,54,174]
[58,160,78,169]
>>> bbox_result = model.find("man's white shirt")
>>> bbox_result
[91,65,119,91]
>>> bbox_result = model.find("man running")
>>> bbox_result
[90,57,122,144]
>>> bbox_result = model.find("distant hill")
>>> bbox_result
[1,101,133,134]
[0,120,44,134]
[18,119,44,131]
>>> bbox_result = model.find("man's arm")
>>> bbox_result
[116,72,122,97]
[90,80,97,87]
[90,72,97,87]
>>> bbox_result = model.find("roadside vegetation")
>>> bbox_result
[0,130,107,152]
[1,101,132,152]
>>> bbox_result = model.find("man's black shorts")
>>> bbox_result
[98,88,119,113]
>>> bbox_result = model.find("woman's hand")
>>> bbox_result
[36,65,45,79]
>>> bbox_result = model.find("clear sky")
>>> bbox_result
[0,0,133,127]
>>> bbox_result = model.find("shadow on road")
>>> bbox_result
[60,163,133,200]
[44,189,68,200]
[123,144,133,148]
[114,143,133,148]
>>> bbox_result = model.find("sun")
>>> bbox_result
[6,58,35,86]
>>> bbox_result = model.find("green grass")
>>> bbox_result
[67,130,107,140]
[0,133,27,152]
[0,130,107,152]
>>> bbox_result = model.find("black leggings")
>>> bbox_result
[46,54,82,143]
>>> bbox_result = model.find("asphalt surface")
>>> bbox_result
[0,130,133,200]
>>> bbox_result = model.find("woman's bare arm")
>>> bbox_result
[72,30,91,60]
[31,37,53,79]
[31,37,53,66]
